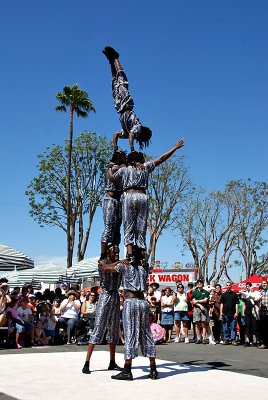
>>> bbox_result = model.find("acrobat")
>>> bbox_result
[99,246,158,381]
[82,244,124,374]
[100,150,126,260]
[109,139,185,264]
[102,46,152,152]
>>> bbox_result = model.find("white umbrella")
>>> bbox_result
[67,257,99,280]
[0,244,34,271]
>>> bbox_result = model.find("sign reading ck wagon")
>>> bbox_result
[147,272,193,284]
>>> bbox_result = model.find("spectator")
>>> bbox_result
[220,281,239,345]
[210,284,222,343]
[186,282,196,341]
[10,297,34,348]
[33,320,51,346]
[237,292,246,345]
[161,287,174,342]
[241,282,262,347]
[173,283,189,343]
[55,290,81,345]
[39,302,57,344]
[206,288,216,345]
[146,286,155,304]
[27,294,37,322]
[79,290,87,303]
[35,291,44,303]
[149,283,161,306]
[19,286,29,300]
[26,284,34,295]
[52,298,61,319]
[148,297,161,324]
[259,280,268,349]
[55,287,65,301]
[192,279,209,344]
[0,285,11,327]
[76,292,97,338]
[43,288,54,303]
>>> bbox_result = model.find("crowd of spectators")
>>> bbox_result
[0,276,267,350]
[146,278,268,349]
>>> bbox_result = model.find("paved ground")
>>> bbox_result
[0,341,267,400]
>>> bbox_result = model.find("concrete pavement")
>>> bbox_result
[0,342,267,400]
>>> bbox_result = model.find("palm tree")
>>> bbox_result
[56,84,95,268]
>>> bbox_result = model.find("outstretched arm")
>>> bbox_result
[153,139,184,167]
[99,259,129,273]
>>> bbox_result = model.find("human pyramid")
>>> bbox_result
[82,46,185,381]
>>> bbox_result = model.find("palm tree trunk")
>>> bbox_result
[67,107,74,268]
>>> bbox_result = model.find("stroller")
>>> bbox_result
[75,317,95,345]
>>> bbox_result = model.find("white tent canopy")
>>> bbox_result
[0,263,66,287]
[0,244,34,271]
[66,257,99,280]
[1,257,100,287]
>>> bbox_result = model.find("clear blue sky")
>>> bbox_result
[0,1,267,280]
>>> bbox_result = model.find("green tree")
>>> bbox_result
[176,187,236,283]
[176,180,268,283]
[227,180,268,278]
[147,155,191,264]
[55,84,95,267]
[26,131,113,263]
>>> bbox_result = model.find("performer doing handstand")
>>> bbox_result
[102,46,152,152]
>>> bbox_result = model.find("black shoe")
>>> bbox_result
[82,364,91,374]
[111,371,133,381]
[148,370,158,380]
[108,363,123,371]
[243,342,250,347]
[195,339,202,344]
[102,46,119,61]
[202,339,207,345]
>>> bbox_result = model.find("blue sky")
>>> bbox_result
[0,1,267,281]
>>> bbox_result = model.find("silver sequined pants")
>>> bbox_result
[123,298,156,359]
[101,196,122,245]
[123,192,148,249]
[89,291,120,344]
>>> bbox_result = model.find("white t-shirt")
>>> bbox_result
[161,295,173,312]
[61,299,80,319]
[16,306,33,322]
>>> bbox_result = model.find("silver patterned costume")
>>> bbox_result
[115,262,156,359]
[101,165,122,246]
[114,161,155,248]
[112,70,142,139]
[89,266,122,344]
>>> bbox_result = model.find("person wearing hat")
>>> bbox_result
[55,290,81,345]
[149,283,161,304]
[99,246,158,381]
[82,244,124,374]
